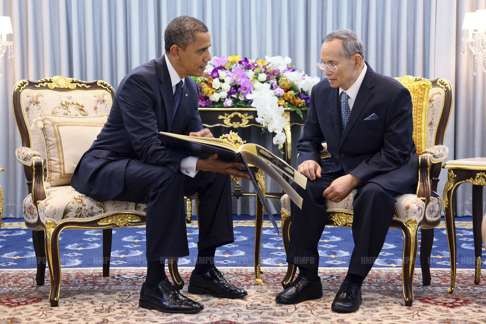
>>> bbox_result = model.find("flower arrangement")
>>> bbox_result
[194,55,320,146]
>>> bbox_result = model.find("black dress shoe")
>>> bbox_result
[331,280,362,313]
[188,266,247,299]
[139,280,203,314]
[275,275,322,305]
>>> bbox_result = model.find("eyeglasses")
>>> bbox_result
[317,61,338,72]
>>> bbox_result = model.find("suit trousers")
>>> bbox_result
[288,173,397,278]
[112,159,234,262]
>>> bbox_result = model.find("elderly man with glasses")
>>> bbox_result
[275,29,417,313]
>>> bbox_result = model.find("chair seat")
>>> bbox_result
[23,185,146,224]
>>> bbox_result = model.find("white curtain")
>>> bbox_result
[453,0,486,215]
[0,0,471,217]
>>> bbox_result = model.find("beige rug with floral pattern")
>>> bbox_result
[1,267,486,323]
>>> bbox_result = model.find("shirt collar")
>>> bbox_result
[164,55,183,91]
[339,64,367,109]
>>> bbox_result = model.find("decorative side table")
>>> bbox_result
[443,158,486,293]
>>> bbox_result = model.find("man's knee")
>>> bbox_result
[151,168,184,193]
[357,182,386,198]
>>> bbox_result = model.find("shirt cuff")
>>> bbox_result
[180,156,199,178]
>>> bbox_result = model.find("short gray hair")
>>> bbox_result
[164,16,208,52]
[324,29,365,58]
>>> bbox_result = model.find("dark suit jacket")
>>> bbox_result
[71,56,203,200]
[297,66,417,194]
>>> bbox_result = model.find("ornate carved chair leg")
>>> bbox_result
[102,229,112,277]
[254,193,264,285]
[280,209,297,288]
[32,230,46,286]
[401,221,418,306]
[168,257,184,290]
[44,221,62,307]
[419,228,434,286]
[472,185,483,284]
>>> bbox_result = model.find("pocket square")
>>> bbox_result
[363,113,379,121]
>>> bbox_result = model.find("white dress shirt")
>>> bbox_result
[339,64,367,111]
[165,56,199,178]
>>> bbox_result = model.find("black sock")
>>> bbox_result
[344,273,364,286]
[299,266,319,281]
[146,258,166,287]
[194,246,216,274]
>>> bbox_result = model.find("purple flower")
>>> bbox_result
[274,87,284,97]
[223,98,233,107]
[228,86,238,96]
[212,56,228,67]
[210,66,224,79]
[198,97,210,107]
[231,66,247,82]
[239,57,253,70]
[239,79,253,95]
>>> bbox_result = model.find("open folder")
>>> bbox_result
[159,131,308,234]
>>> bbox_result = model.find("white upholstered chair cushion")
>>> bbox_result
[326,191,426,224]
[282,190,429,225]
[23,186,147,223]
[36,116,107,186]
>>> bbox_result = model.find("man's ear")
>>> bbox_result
[354,53,364,66]
[168,44,180,59]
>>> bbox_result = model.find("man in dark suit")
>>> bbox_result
[71,16,247,314]
[275,30,417,313]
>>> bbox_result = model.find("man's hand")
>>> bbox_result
[323,174,360,202]
[196,154,249,179]
[189,128,213,138]
[297,160,322,181]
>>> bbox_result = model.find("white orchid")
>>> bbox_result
[251,82,287,147]
[257,73,267,82]
[265,56,292,72]
[212,78,221,89]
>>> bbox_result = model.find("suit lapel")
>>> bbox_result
[327,88,341,135]
[156,56,176,130]
[339,66,376,145]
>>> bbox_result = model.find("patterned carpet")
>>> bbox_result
[1,219,485,269]
[1,267,486,323]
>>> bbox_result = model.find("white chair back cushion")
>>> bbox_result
[425,86,447,149]
[19,88,112,161]
[37,116,107,186]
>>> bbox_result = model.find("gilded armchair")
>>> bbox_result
[280,76,452,306]
[13,76,151,306]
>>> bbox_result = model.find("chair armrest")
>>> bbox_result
[31,156,47,204]
[417,148,446,228]
[422,145,449,164]
[416,154,432,201]
[416,145,448,201]
[15,147,42,166]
